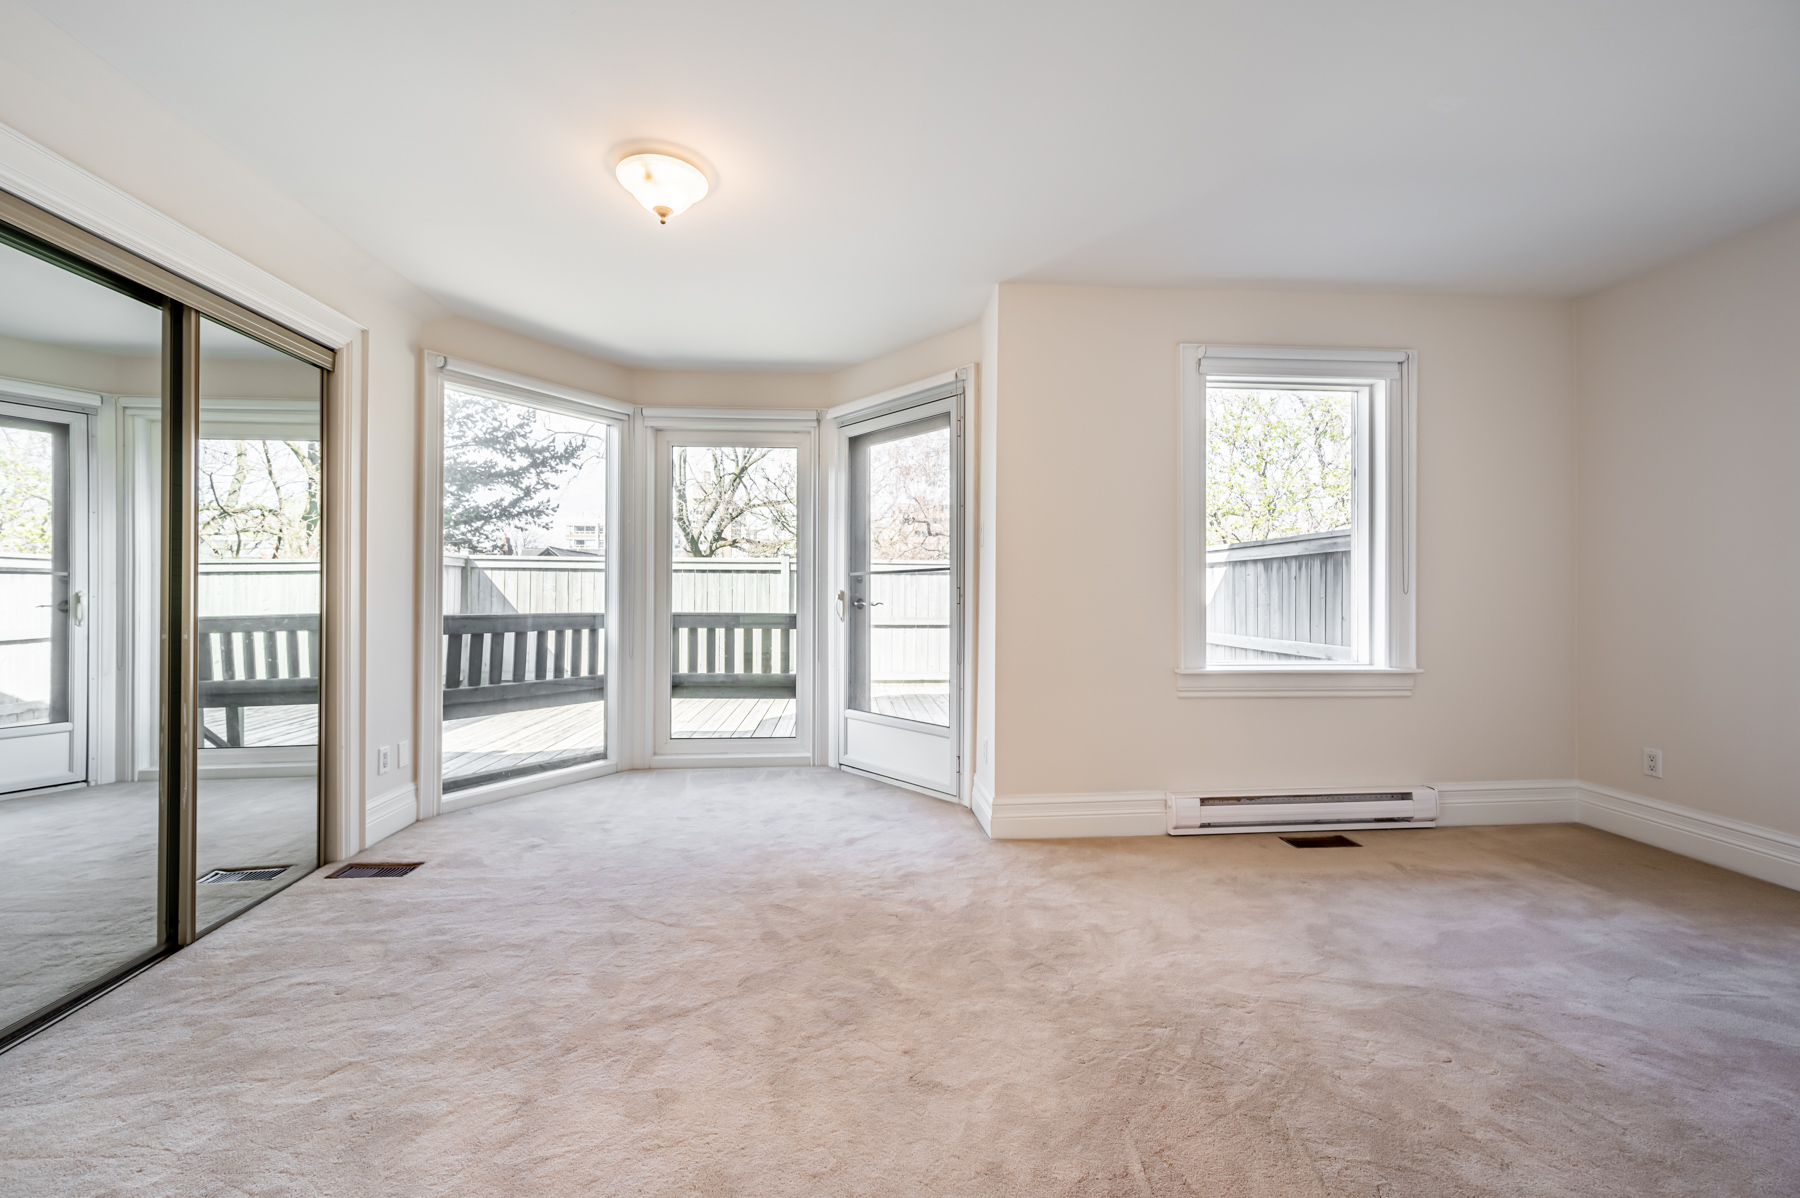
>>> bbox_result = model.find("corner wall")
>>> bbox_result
[985,283,1580,802]
[1576,208,1800,839]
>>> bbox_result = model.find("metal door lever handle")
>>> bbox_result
[851,598,884,609]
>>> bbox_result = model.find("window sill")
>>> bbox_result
[1175,667,1421,698]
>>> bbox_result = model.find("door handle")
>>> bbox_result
[72,591,84,627]
[851,599,883,609]
[836,590,846,621]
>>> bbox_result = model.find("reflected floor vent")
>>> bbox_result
[1167,787,1437,836]
[199,866,292,884]
[328,862,424,878]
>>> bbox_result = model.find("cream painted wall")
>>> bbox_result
[2,0,444,835]
[1576,208,1800,837]
[987,283,1579,798]
[422,316,634,401]
[635,369,827,409]
[423,317,981,411]
[0,334,156,395]
[828,322,981,405]
[424,319,831,409]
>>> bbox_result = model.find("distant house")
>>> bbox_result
[563,520,602,554]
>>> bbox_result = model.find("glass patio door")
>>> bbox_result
[654,429,812,761]
[839,399,960,798]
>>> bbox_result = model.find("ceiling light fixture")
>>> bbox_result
[614,151,710,225]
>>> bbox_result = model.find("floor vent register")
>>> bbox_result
[327,862,425,878]
[198,866,292,884]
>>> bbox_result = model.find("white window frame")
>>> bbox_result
[642,410,819,768]
[417,355,631,816]
[1178,344,1419,698]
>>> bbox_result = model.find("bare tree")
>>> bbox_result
[197,438,321,560]
[866,426,950,561]
[672,446,797,558]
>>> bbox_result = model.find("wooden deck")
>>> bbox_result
[670,698,795,739]
[865,685,949,726]
[203,706,316,747]
[442,697,796,786]
[443,701,606,789]
[209,682,947,792]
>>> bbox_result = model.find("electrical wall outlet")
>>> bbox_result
[398,739,411,770]
[1642,747,1663,779]
[377,744,392,775]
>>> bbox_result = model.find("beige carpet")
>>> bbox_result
[2,767,1798,1196]
[0,776,318,1032]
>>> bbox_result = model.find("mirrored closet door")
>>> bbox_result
[0,229,165,1042]
[0,194,335,1051]
[192,316,325,934]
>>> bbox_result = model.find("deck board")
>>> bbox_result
[210,683,942,791]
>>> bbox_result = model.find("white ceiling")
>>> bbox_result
[0,242,163,353]
[0,242,306,360]
[25,0,1800,368]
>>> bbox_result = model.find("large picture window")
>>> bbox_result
[436,381,617,795]
[1179,345,1416,697]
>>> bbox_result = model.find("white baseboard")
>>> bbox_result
[969,776,1799,892]
[1436,780,1581,826]
[364,783,417,848]
[971,776,994,836]
[1577,782,1800,893]
[985,790,1167,839]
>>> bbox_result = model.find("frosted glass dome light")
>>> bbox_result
[615,152,710,224]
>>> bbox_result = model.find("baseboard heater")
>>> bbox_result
[1167,787,1438,835]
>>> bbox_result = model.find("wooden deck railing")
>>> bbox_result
[671,612,797,698]
[198,614,320,747]
[202,606,795,744]
[442,612,605,721]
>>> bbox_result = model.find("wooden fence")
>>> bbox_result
[128,556,949,738]
[442,554,948,682]
[1205,530,1353,663]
